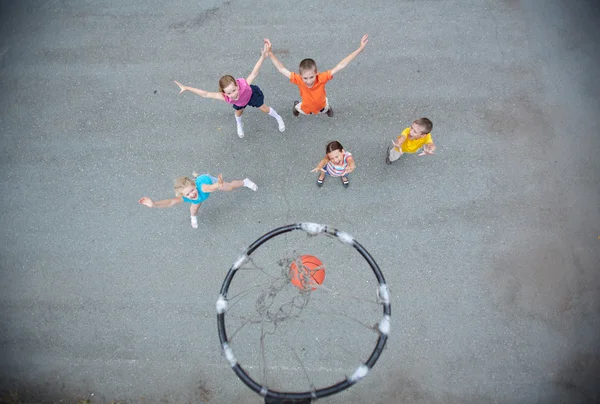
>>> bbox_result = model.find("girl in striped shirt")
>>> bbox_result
[311,141,355,188]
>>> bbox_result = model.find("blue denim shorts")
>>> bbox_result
[321,169,350,178]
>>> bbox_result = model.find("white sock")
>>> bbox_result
[243,178,257,191]
[268,107,281,119]
[190,216,198,229]
[268,108,285,132]
[235,116,244,138]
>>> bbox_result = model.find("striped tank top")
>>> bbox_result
[324,151,352,177]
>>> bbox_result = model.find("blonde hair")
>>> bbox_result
[173,175,196,197]
[218,75,236,92]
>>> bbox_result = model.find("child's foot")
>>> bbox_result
[341,176,349,188]
[237,122,245,138]
[293,101,300,117]
[326,106,334,117]
[277,117,285,132]
[243,178,258,191]
[190,216,198,229]
[385,145,393,165]
[316,173,325,187]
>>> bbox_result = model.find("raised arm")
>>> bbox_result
[139,196,183,208]
[246,43,269,85]
[392,134,407,149]
[310,157,330,173]
[174,81,225,101]
[343,155,356,175]
[330,34,369,76]
[200,174,224,193]
[420,142,436,155]
[264,38,292,79]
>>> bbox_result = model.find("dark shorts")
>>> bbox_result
[232,85,265,110]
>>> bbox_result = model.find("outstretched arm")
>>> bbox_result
[392,135,407,149]
[200,174,224,193]
[139,196,183,208]
[343,156,356,175]
[418,142,436,156]
[246,43,269,85]
[264,38,292,79]
[330,34,369,76]
[174,81,225,101]
[310,157,330,173]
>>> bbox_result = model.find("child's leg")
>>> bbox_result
[258,104,285,132]
[316,170,326,187]
[294,101,308,116]
[189,203,201,229]
[388,146,403,162]
[340,173,349,188]
[221,178,258,191]
[323,97,333,117]
[234,109,245,138]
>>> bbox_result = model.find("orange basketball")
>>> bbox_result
[289,255,326,290]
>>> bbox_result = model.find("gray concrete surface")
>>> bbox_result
[1,0,599,403]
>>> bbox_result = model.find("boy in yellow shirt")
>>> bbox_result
[386,118,436,164]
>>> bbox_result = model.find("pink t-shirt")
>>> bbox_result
[222,78,252,107]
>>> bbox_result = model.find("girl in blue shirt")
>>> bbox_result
[139,172,257,229]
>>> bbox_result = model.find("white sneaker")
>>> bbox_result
[243,178,257,191]
[277,117,285,132]
[237,123,245,138]
[190,216,198,229]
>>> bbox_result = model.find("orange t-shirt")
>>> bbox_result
[290,70,333,114]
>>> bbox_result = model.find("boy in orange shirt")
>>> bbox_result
[264,35,368,117]
[386,118,436,164]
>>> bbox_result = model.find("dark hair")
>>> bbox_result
[414,117,433,133]
[299,58,317,74]
[326,141,343,154]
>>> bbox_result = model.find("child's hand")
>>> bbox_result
[359,34,369,50]
[342,167,354,175]
[217,174,224,189]
[264,38,272,53]
[138,197,154,208]
[310,166,322,173]
[174,80,187,94]
[392,139,403,149]
[261,42,269,58]
[417,144,435,156]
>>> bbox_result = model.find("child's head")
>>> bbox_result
[409,118,433,138]
[219,75,240,100]
[298,59,318,87]
[174,176,198,199]
[325,141,345,165]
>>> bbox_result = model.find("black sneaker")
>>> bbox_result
[385,145,393,165]
[326,106,334,117]
[293,101,300,117]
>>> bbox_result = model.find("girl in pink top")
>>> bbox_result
[174,43,285,138]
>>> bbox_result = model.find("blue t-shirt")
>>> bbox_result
[182,175,214,204]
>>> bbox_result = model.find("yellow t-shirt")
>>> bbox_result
[395,127,433,153]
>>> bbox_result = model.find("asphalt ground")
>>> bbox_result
[0,0,599,403]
